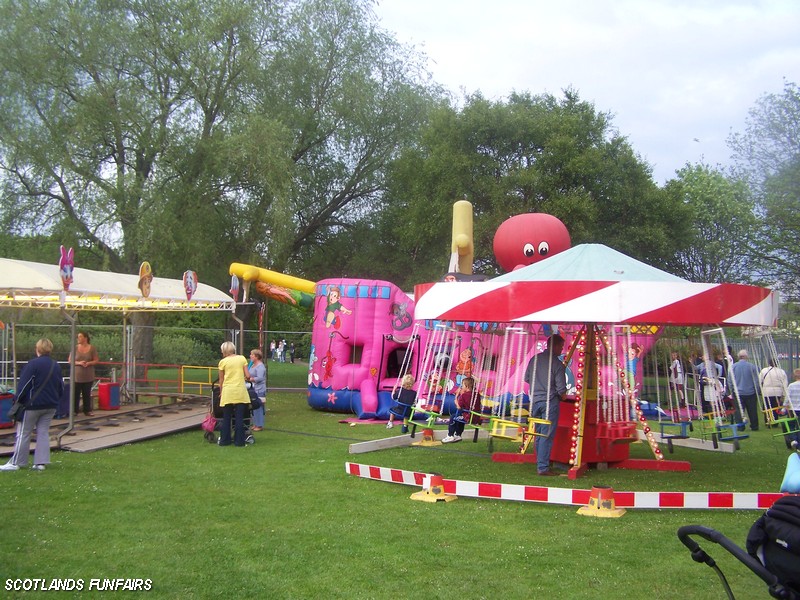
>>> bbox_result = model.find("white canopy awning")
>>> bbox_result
[0,258,235,312]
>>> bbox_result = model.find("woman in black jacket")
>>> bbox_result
[1,338,64,472]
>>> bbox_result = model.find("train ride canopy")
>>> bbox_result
[414,244,778,327]
[0,257,235,313]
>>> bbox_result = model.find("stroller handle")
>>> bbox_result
[677,525,796,600]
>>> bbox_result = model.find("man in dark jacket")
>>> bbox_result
[1,338,64,471]
[746,453,800,592]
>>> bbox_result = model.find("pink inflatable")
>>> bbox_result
[307,279,416,418]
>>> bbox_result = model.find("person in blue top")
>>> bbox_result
[732,349,762,431]
[248,349,267,431]
[2,338,64,471]
[524,334,567,476]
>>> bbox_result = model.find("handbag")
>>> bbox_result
[247,382,263,410]
[201,412,217,433]
[7,375,35,422]
[7,397,24,421]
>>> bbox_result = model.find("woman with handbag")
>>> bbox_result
[248,349,267,432]
[218,341,252,447]
[1,338,64,471]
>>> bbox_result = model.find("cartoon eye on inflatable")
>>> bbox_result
[538,241,550,256]
[523,243,535,258]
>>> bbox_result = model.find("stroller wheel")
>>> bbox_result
[204,431,215,443]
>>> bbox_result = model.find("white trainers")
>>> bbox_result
[441,435,455,443]
[31,465,46,471]
[453,435,462,442]
[0,462,20,471]
[386,422,393,429]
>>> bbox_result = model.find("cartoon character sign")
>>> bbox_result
[138,262,153,298]
[58,246,74,291]
[324,285,352,328]
[182,270,197,301]
[455,347,474,385]
[230,275,240,301]
[625,342,642,395]
[493,213,571,272]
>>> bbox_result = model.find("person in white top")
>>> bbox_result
[669,351,685,406]
[760,359,788,428]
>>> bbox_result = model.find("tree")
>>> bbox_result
[0,0,290,280]
[0,0,439,353]
[729,80,800,299]
[259,0,441,275]
[345,90,690,288]
[0,0,437,276]
[664,163,757,283]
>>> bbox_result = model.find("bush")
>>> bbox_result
[152,334,218,366]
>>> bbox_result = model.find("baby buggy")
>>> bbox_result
[678,524,798,599]
[202,381,256,445]
[677,453,800,599]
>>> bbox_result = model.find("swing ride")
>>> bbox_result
[413,243,779,478]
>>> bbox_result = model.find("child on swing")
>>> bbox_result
[387,374,416,433]
[442,376,482,443]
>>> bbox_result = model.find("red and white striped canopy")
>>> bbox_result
[415,245,778,327]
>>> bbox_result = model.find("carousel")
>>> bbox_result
[409,244,780,479]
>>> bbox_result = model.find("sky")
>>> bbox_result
[373,0,800,185]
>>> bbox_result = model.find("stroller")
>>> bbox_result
[678,524,798,599]
[677,453,800,599]
[202,381,256,445]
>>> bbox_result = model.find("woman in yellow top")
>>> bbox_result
[218,341,251,447]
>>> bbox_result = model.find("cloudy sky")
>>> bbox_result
[373,0,800,184]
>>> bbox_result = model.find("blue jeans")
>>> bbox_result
[220,403,247,446]
[252,400,265,428]
[532,400,560,473]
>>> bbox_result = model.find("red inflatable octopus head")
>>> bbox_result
[493,213,571,272]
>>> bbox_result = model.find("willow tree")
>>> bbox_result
[0,0,438,353]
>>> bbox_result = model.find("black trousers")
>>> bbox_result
[74,381,93,414]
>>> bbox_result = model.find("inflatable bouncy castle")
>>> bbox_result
[306,278,419,419]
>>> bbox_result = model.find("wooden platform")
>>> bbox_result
[0,396,209,455]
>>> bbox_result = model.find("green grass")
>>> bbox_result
[0,394,794,599]
[144,361,309,392]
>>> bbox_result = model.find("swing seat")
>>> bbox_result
[489,418,525,442]
[388,403,414,420]
[659,421,691,439]
[490,416,550,441]
[716,422,750,442]
[769,416,800,438]
[596,421,637,443]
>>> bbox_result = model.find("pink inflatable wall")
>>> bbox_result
[307,279,417,418]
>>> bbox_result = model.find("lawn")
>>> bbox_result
[145,360,309,393]
[0,392,793,599]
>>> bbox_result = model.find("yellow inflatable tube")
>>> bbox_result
[450,200,474,274]
[229,263,316,294]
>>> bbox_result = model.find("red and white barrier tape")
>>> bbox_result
[345,462,783,510]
